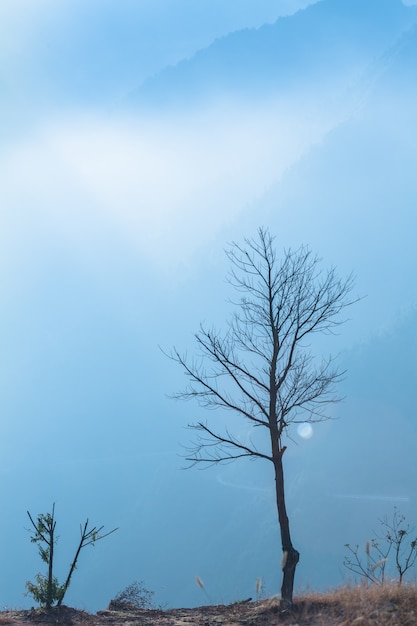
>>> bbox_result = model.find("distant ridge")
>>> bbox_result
[128,0,417,109]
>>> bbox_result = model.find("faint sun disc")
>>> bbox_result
[297,423,313,439]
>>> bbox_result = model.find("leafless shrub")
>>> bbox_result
[110,581,156,610]
[344,508,417,586]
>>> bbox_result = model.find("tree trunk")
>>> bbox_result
[57,526,85,606]
[47,525,54,609]
[274,451,299,608]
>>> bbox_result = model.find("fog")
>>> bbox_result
[1,0,417,612]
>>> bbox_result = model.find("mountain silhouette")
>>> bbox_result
[128,0,417,108]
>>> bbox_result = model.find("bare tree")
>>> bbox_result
[169,228,357,607]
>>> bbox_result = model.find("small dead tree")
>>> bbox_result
[57,518,118,606]
[26,504,117,608]
[169,228,356,607]
[344,508,417,586]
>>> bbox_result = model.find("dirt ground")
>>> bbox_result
[0,600,323,626]
[2,588,417,626]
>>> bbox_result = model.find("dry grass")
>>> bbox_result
[283,583,417,625]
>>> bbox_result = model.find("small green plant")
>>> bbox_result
[26,573,65,609]
[26,503,117,608]
[344,508,417,586]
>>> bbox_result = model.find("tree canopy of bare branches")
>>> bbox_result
[169,227,357,607]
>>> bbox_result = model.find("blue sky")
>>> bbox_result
[1,0,417,613]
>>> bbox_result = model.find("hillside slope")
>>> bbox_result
[128,0,417,107]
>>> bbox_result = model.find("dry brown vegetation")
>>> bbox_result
[1,584,417,626]
[288,584,417,625]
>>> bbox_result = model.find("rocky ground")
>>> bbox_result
[0,601,284,626]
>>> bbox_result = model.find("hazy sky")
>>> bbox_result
[0,0,319,274]
[1,0,417,613]
[0,0,315,113]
